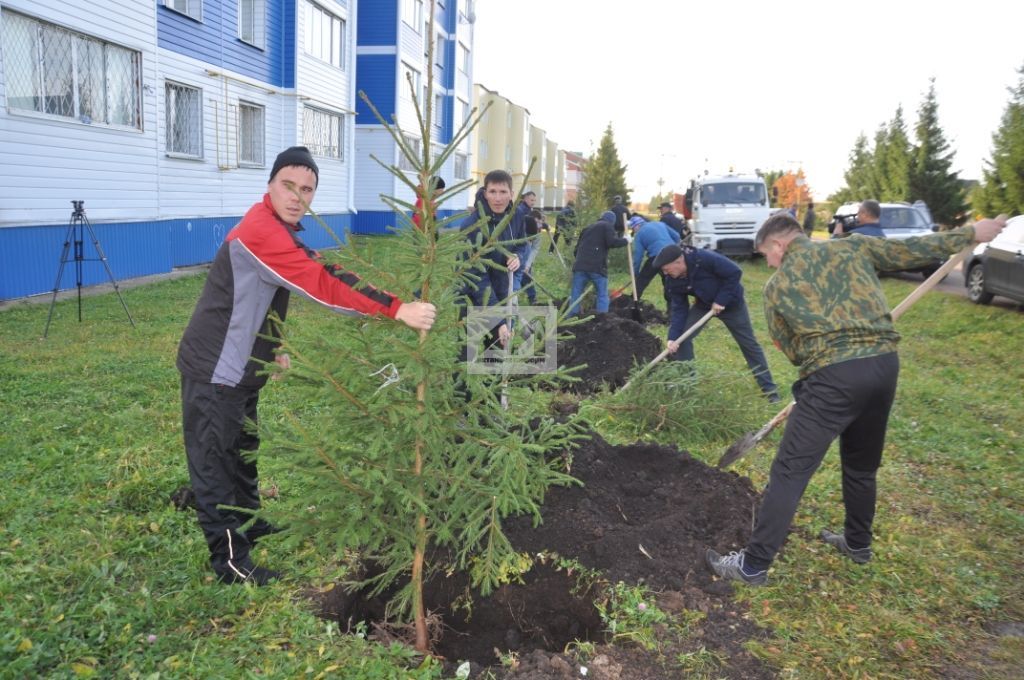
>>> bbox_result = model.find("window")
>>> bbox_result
[238,101,265,166]
[480,140,488,160]
[303,106,344,159]
[454,98,468,130]
[434,34,444,66]
[398,134,421,171]
[400,62,422,102]
[401,0,424,31]
[305,2,345,69]
[239,0,265,48]
[165,82,203,157]
[458,42,470,73]
[506,110,512,128]
[505,145,511,163]
[2,12,142,129]
[433,93,444,129]
[454,153,467,179]
[164,0,202,22]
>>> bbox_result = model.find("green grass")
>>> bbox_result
[1,233,1020,677]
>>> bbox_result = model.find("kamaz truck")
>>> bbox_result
[686,173,772,257]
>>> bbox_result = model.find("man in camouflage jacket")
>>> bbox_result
[707,212,1007,585]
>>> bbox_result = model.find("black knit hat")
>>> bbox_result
[651,244,684,269]
[269,146,319,186]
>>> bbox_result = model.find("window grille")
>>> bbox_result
[303,106,344,159]
[2,11,141,128]
[166,82,203,157]
[238,102,265,165]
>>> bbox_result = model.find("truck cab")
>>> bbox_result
[686,173,771,256]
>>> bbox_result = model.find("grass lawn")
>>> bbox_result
[1,231,1021,678]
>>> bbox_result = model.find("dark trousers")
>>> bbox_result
[181,375,264,574]
[670,297,778,395]
[745,353,900,565]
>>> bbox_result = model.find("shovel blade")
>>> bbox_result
[717,432,757,468]
[631,302,644,323]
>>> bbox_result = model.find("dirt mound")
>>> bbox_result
[557,315,661,394]
[316,433,771,678]
[607,296,669,326]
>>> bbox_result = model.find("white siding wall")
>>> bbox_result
[354,127,404,208]
[0,0,159,226]
[295,0,354,214]
[157,49,288,218]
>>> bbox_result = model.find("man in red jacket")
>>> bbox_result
[177,146,436,585]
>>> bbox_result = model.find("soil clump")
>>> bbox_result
[557,315,661,394]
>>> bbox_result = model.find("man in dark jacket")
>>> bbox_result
[653,244,779,399]
[658,202,690,241]
[833,199,886,238]
[567,217,629,316]
[177,147,437,586]
[609,195,629,236]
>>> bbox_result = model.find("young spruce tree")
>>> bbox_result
[257,3,582,653]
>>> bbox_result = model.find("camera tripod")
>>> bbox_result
[43,200,135,338]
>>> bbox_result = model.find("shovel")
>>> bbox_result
[717,246,974,468]
[620,309,715,393]
[500,270,515,410]
[624,238,644,323]
[609,281,631,299]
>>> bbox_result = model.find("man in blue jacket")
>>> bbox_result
[653,244,779,401]
[631,215,680,312]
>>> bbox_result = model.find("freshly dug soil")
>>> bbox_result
[607,296,669,326]
[557,315,662,394]
[315,433,772,679]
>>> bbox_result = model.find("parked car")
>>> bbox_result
[829,201,943,277]
[965,215,1024,305]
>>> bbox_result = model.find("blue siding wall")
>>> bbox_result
[356,0,396,45]
[158,0,294,88]
[351,208,463,235]
[0,212,352,300]
[356,54,397,123]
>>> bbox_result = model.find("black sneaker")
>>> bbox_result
[216,562,282,586]
[819,529,872,564]
[706,549,768,586]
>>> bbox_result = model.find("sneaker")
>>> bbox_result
[216,563,281,586]
[766,392,782,404]
[819,529,872,564]
[705,549,768,586]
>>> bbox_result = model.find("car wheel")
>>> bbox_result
[966,263,994,304]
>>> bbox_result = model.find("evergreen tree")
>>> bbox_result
[256,6,583,653]
[830,134,873,205]
[974,63,1024,216]
[878,107,912,202]
[579,123,630,214]
[910,78,968,226]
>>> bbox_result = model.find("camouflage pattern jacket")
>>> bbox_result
[763,227,975,378]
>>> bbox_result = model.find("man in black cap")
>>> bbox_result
[177,146,437,585]
[658,201,690,242]
[653,244,778,400]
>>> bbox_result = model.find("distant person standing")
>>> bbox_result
[412,176,445,230]
[658,201,691,242]
[610,196,629,237]
[551,201,577,252]
[802,201,816,237]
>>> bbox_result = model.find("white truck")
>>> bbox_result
[686,173,772,256]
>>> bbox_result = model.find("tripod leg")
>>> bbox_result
[84,217,135,328]
[43,225,76,338]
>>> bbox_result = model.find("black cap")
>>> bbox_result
[658,201,673,210]
[651,244,684,269]
[269,146,319,186]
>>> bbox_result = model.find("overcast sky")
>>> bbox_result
[470,0,1024,202]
